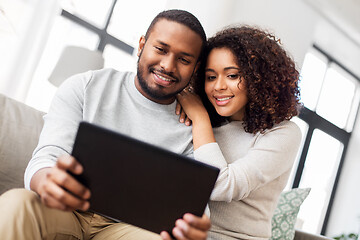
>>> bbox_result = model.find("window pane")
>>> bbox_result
[316,64,356,129]
[107,0,167,47]
[299,52,327,110]
[103,44,137,73]
[60,0,113,28]
[297,129,343,234]
[26,15,99,112]
[347,86,360,132]
[285,117,308,190]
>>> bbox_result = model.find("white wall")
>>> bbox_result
[165,0,237,38]
[327,107,360,236]
[167,0,317,68]
[313,19,360,78]
[232,0,319,69]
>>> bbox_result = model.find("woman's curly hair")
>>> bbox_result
[194,25,302,134]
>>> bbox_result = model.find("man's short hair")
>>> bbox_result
[145,9,206,61]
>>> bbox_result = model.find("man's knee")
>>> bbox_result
[0,188,40,212]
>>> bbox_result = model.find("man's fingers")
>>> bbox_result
[50,167,90,200]
[40,188,67,210]
[160,231,172,240]
[44,179,89,211]
[57,155,83,175]
[183,214,211,231]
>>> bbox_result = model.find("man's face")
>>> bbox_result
[136,19,203,104]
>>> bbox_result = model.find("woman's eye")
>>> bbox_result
[206,75,216,81]
[228,74,239,79]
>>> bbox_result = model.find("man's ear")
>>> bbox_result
[137,35,146,57]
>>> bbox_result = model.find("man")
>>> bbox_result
[0,9,210,240]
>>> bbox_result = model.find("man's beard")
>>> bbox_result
[136,59,183,101]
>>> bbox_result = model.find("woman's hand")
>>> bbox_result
[177,88,216,150]
[176,88,209,125]
[175,101,192,126]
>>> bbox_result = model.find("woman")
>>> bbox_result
[176,26,302,240]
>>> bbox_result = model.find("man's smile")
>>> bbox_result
[151,69,178,87]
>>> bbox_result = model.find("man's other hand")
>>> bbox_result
[30,155,91,211]
[160,213,210,240]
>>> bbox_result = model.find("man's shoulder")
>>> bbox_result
[91,68,134,81]
[86,68,135,89]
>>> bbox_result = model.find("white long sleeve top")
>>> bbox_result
[194,120,301,240]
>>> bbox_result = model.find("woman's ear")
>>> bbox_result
[137,35,146,57]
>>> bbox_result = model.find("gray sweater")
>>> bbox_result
[194,120,301,240]
[25,69,193,189]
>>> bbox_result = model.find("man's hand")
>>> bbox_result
[160,214,210,240]
[30,155,91,211]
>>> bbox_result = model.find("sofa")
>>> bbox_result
[0,93,44,194]
[0,93,332,240]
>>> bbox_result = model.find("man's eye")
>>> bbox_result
[180,57,190,64]
[155,47,165,53]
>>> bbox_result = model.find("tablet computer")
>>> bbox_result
[71,121,219,235]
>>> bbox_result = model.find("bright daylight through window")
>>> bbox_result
[288,47,360,234]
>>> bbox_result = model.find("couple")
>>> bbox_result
[0,9,301,240]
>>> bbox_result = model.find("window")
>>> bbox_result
[26,15,100,111]
[26,0,166,112]
[289,45,360,234]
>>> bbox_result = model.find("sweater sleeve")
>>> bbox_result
[24,71,92,190]
[194,121,302,202]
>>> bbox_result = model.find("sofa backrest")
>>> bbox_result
[0,93,45,195]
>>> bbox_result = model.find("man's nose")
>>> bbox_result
[160,55,176,74]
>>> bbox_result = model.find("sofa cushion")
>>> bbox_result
[0,94,45,195]
[270,188,311,240]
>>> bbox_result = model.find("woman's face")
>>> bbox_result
[204,47,248,121]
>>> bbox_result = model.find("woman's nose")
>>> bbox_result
[214,77,227,91]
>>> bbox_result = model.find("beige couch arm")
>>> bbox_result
[0,94,45,195]
[294,229,333,240]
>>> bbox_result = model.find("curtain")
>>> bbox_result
[0,0,60,102]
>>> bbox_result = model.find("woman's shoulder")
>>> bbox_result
[264,120,302,141]
[215,120,300,132]
[213,120,301,140]
[273,120,301,132]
